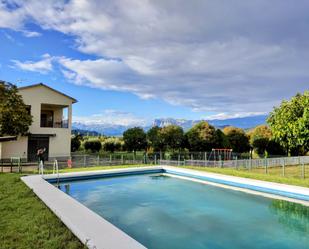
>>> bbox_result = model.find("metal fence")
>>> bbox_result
[159,155,309,179]
[0,154,152,173]
[1,152,309,179]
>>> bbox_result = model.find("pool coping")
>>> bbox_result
[21,166,309,249]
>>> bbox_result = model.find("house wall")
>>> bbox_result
[0,85,75,160]
[1,137,28,159]
[19,86,73,158]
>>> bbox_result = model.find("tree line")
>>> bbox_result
[72,91,308,157]
[1,80,308,157]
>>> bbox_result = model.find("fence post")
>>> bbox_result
[265,158,268,174]
[282,158,285,177]
[178,154,180,166]
[18,158,21,173]
[154,154,157,165]
[121,154,124,164]
[97,155,100,165]
[83,155,86,167]
[110,154,112,164]
[249,157,252,171]
[301,158,305,179]
[204,152,207,167]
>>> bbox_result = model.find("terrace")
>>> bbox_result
[40,104,69,129]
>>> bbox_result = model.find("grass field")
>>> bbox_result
[184,166,309,188]
[44,164,309,187]
[1,164,308,248]
[0,174,86,249]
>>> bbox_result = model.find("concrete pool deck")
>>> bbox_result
[21,166,309,249]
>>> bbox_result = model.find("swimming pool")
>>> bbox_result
[57,172,309,249]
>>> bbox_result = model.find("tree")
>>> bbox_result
[0,81,32,136]
[214,129,230,149]
[84,140,102,153]
[159,125,184,151]
[147,126,164,151]
[249,125,272,155]
[223,126,250,153]
[267,91,309,155]
[266,140,286,156]
[71,135,82,152]
[123,127,147,152]
[186,121,217,151]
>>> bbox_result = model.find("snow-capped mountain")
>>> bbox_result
[72,115,267,136]
[153,115,267,130]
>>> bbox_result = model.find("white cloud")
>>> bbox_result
[2,0,309,115]
[0,2,25,30]
[204,112,267,121]
[73,109,147,126]
[12,54,53,74]
[22,30,41,37]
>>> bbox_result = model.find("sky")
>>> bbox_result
[0,0,308,127]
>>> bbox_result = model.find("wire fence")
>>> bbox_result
[159,156,309,179]
[1,152,309,179]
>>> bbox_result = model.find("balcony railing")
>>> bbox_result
[40,119,69,128]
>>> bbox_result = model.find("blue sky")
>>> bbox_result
[0,0,308,126]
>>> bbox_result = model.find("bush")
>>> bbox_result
[84,140,102,153]
[71,136,81,152]
[103,138,123,153]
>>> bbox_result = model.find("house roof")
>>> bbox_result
[18,83,77,103]
[0,136,17,142]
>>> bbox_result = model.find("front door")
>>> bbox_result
[27,136,49,162]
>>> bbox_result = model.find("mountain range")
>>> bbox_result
[72,115,267,136]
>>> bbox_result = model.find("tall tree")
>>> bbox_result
[223,126,250,153]
[249,125,272,155]
[159,125,184,151]
[147,126,164,151]
[123,127,147,152]
[0,81,32,136]
[267,91,309,155]
[186,121,218,151]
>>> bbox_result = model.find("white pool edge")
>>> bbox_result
[21,166,309,249]
[21,167,158,249]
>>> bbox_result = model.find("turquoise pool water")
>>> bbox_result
[58,174,309,249]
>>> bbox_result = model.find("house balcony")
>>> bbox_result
[40,104,70,129]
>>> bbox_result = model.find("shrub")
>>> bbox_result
[71,135,81,152]
[103,138,122,153]
[84,140,102,153]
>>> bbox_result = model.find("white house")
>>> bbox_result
[0,83,77,162]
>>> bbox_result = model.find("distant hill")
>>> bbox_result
[72,128,102,136]
[153,115,267,130]
[72,122,132,137]
[72,115,267,136]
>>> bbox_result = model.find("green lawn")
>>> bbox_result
[184,166,309,188]
[0,173,86,249]
[45,164,309,187]
[1,164,308,248]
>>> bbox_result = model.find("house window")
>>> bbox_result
[41,110,54,127]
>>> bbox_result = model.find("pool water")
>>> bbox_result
[58,174,309,249]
